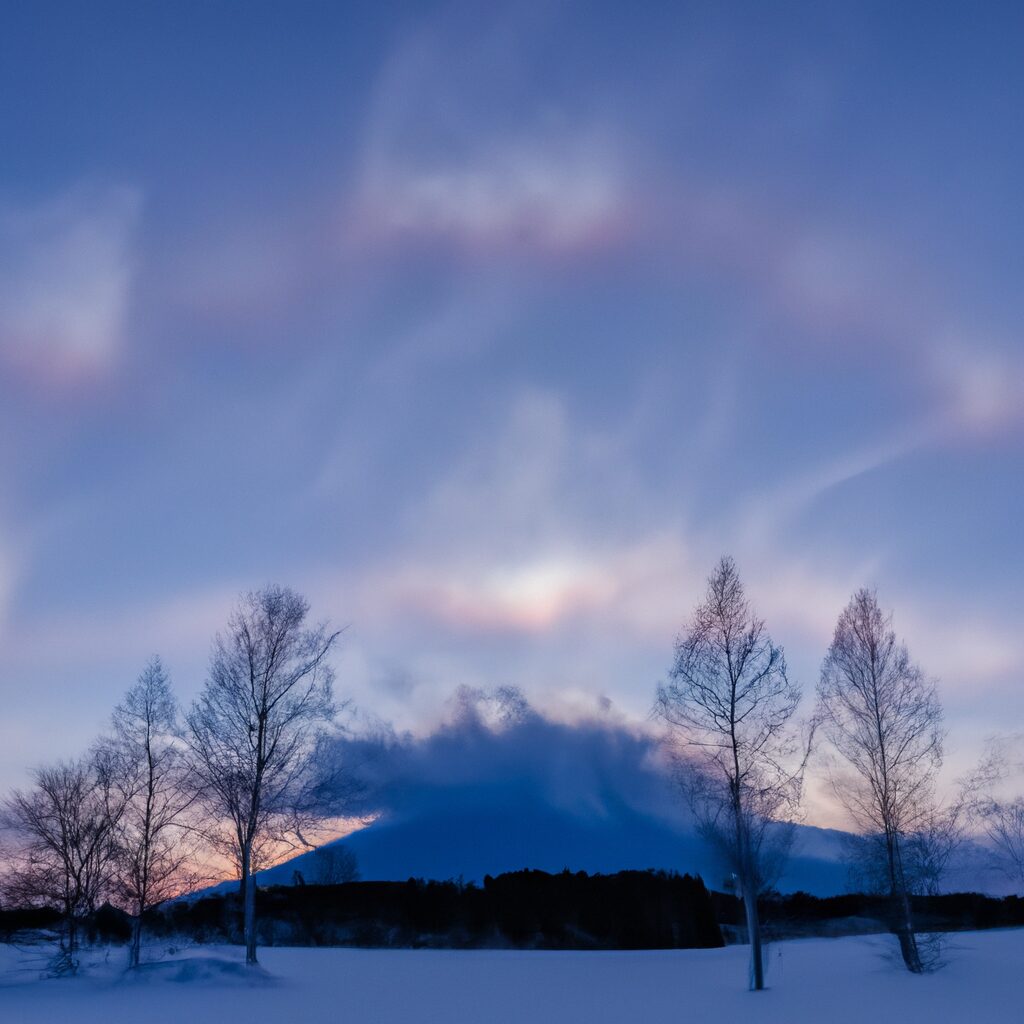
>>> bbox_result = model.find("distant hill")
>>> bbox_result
[209,795,852,898]
[196,694,1005,900]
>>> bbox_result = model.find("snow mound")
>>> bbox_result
[124,956,277,986]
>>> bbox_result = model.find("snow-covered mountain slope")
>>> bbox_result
[199,699,1007,898]
[210,793,851,896]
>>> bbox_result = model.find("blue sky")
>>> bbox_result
[1,2,1021,819]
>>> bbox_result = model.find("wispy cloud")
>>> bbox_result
[355,132,627,252]
[348,13,630,256]
[0,530,19,641]
[735,419,941,547]
[0,185,141,388]
[932,343,1024,439]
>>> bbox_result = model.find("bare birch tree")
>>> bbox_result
[1,755,127,973]
[979,798,1024,886]
[655,556,805,992]
[966,735,1024,888]
[107,657,199,968]
[186,585,340,965]
[816,588,943,973]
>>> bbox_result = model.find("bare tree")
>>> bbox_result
[980,798,1024,886]
[903,801,966,897]
[655,556,805,991]
[1,755,127,973]
[107,657,199,968]
[842,798,964,900]
[816,588,943,974]
[966,735,1024,888]
[186,585,340,965]
[312,843,360,885]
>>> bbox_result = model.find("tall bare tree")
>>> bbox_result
[107,657,198,968]
[1,755,127,973]
[186,585,340,965]
[816,588,943,973]
[656,556,805,991]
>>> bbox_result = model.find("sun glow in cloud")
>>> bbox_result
[383,557,617,634]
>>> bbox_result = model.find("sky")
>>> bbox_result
[0,1,1022,823]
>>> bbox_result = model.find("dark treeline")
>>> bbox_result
[33,876,1024,954]
[0,906,62,941]
[713,889,1024,941]
[144,869,723,951]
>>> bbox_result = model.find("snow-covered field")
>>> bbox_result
[1,930,1019,1023]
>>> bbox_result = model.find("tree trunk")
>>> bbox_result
[887,833,923,973]
[893,888,923,973]
[235,851,247,946]
[244,869,258,965]
[129,915,142,969]
[742,885,765,991]
[59,912,79,974]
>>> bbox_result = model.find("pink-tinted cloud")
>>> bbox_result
[349,529,701,645]
[372,558,617,635]
[0,185,141,391]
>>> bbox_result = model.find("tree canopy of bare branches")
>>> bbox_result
[964,735,1024,888]
[106,657,199,967]
[312,843,360,885]
[1,756,128,973]
[655,556,805,991]
[186,585,340,965]
[980,798,1024,885]
[816,588,944,973]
